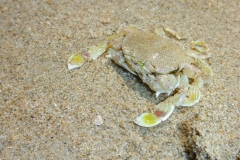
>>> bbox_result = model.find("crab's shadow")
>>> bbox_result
[108,60,167,105]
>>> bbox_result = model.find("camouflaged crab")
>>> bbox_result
[68,25,213,127]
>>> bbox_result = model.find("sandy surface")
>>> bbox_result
[1,0,239,159]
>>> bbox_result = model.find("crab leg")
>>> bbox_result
[155,27,183,40]
[135,74,203,127]
[67,40,109,70]
[135,75,189,127]
[134,92,187,127]
[185,40,211,59]
[184,40,213,83]
[181,58,212,84]
[68,29,127,70]
[196,58,213,84]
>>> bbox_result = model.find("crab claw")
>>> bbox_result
[68,53,85,70]
[135,102,175,127]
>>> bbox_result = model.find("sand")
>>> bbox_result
[0,0,239,159]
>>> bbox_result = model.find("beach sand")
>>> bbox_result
[1,0,239,159]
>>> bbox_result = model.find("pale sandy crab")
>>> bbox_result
[68,25,213,127]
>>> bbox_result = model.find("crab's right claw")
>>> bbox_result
[68,53,85,70]
[135,102,175,127]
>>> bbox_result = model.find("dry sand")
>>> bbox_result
[0,0,239,159]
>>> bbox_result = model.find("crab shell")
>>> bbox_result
[107,26,210,98]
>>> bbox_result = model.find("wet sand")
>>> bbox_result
[1,0,239,159]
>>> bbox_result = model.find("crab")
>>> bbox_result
[68,25,213,127]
